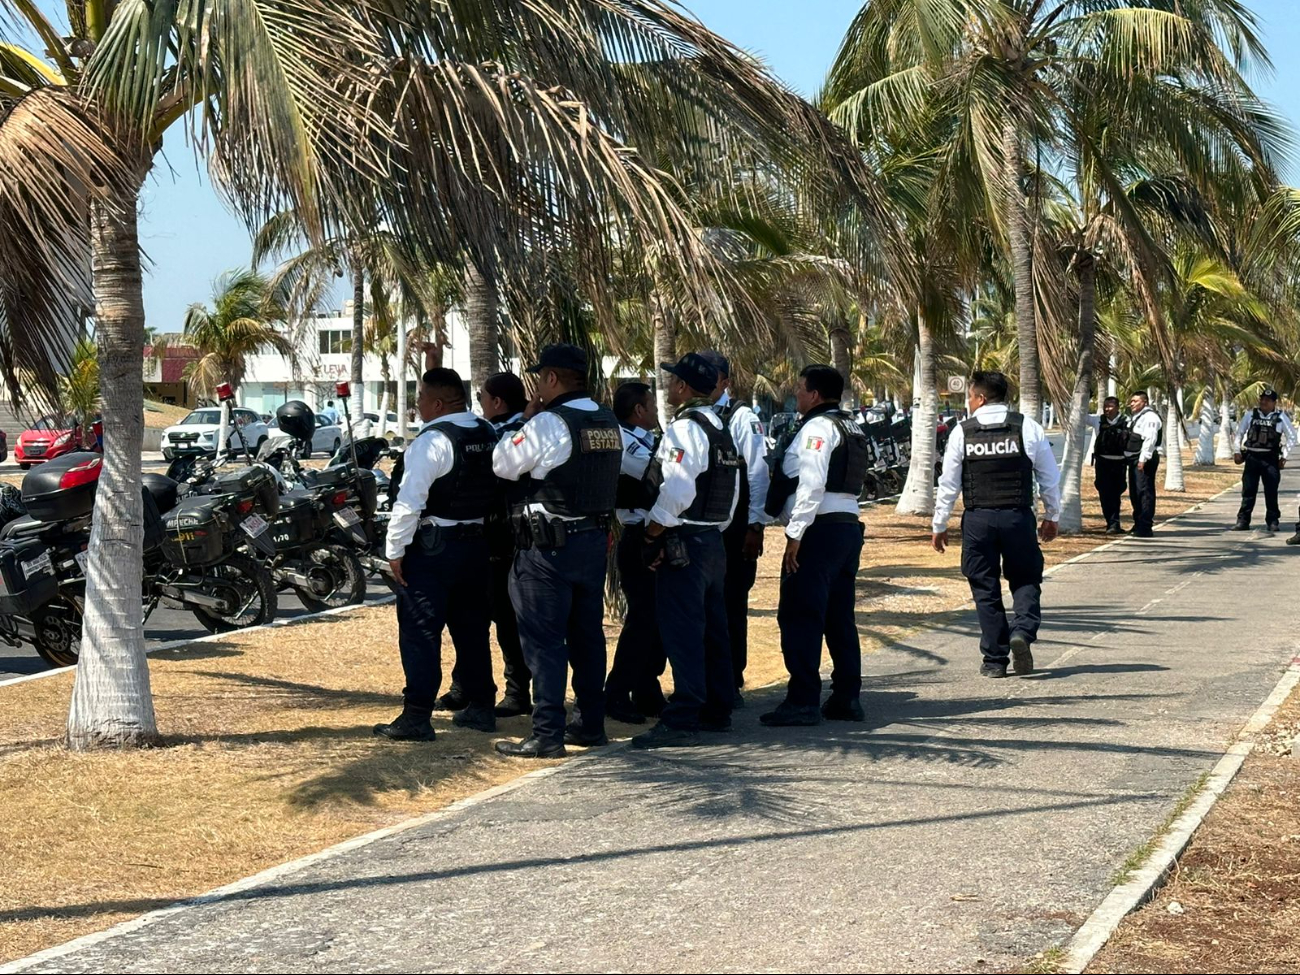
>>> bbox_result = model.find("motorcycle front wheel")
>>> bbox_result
[294,544,366,613]
[191,554,278,634]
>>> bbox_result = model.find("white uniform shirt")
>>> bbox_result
[1235,409,1298,459]
[616,426,656,526]
[386,410,493,559]
[491,411,525,435]
[715,391,771,525]
[491,396,600,521]
[648,405,739,529]
[1130,406,1163,463]
[778,411,862,541]
[932,403,1062,534]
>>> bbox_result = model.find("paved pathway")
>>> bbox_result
[9,479,1300,974]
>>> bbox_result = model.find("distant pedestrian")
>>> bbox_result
[320,399,341,425]
[932,371,1061,678]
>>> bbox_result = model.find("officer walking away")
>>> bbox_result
[1232,387,1296,532]
[492,344,622,758]
[761,364,869,726]
[634,353,739,749]
[374,368,500,741]
[477,371,533,717]
[605,381,668,724]
[1127,391,1163,538]
[699,351,770,705]
[932,371,1061,677]
[1085,396,1133,534]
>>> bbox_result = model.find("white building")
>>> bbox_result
[238,302,474,419]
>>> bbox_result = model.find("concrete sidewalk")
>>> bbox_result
[11,480,1300,974]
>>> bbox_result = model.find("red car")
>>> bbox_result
[15,416,89,469]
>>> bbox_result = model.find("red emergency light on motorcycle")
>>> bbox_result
[216,382,235,403]
[335,381,351,399]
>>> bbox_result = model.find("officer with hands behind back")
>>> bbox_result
[932,371,1061,678]
[374,368,500,742]
[1232,387,1296,533]
[491,344,622,759]
[634,353,740,750]
[761,364,870,728]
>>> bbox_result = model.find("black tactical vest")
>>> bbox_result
[1094,416,1131,460]
[1126,407,1162,454]
[523,403,621,517]
[1243,409,1283,456]
[764,407,867,516]
[422,418,500,520]
[615,427,658,510]
[644,409,739,524]
[960,412,1034,509]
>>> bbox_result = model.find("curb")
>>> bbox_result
[1059,653,1300,974]
[0,596,396,690]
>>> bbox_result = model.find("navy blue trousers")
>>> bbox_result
[777,518,864,707]
[606,523,667,706]
[960,508,1044,665]
[655,529,732,731]
[396,536,494,714]
[509,530,609,745]
[1129,457,1160,534]
[1238,454,1281,526]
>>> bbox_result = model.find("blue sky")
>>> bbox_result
[54,0,1300,329]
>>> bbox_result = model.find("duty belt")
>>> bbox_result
[418,518,484,539]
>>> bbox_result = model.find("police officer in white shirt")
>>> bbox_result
[605,381,668,724]
[932,371,1061,678]
[1127,390,1163,537]
[374,368,500,742]
[700,351,771,702]
[491,344,622,759]
[761,364,870,727]
[1232,387,1297,532]
[634,353,740,749]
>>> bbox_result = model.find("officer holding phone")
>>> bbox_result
[374,368,500,742]
[634,353,740,750]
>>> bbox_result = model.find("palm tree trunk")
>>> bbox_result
[1058,256,1097,533]
[396,320,408,441]
[1195,383,1216,465]
[897,311,938,516]
[1003,121,1040,422]
[426,303,448,370]
[68,188,157,750]
[464,265,498,395]
[829,322,853,407]
[1164,396,1186,492]
[1216,383,1234,461]
[652,293,676,422]
[378,355,391,438]
[349,258,365,423]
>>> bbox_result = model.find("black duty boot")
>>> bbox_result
[1286,529,1300,545]
[1010,634,1035,676]
[494,695,532,718]
[373,711,436,742]
[1105,523,1123,535]
[434,685,469,711]
[606,696,647,725]
[630,723,702,749]
[980,662,1009,678]
[759,703,823,727]
[1231,521,1252,531]
[452,705,497,732]
[700,711,733,733]
[821,696,866,722]
[563,723,609,747]
[1267,521,1281,533]
[494,735,566,759]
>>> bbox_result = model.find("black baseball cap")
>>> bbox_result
[527,342,587,375]
[660,353,719,394]
[1261,387,1279,400]
[698,350,730,378]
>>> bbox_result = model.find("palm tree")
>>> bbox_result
[181,269,294,402]
[60,337,100,431]
[826,0,1282,422]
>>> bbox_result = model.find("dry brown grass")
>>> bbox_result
[0,454,1242,964]
[1087,687,1300,974]
[144,402,190,430]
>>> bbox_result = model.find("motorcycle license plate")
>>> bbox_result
[240,514,269,538]
[21,551,52,578]
[334,506,362,528]
[75,550,89,574]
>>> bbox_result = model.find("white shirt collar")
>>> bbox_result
[425,408,475,430]
[716,390,732,409]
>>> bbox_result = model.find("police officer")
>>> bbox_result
[699,351,770,703]
[478,371,533,717]
[374,368,500,741]
[605,381,668,723]
[1127,391,1163,538]
[932,370,1061,677]
[1232,388,1296,532]
[761,364,869,726]
[492,344,622,758]
[1086,396,1132,534]
[634,353,739,749]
